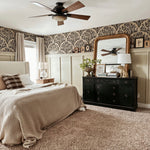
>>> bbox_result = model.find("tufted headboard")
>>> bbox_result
[0,61,29,75]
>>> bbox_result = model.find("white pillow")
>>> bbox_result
[19,74,33,85]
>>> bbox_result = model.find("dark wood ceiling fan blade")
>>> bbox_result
[31,1,52,11]
[101,53,111,56]
[101,49,111,52]
[68,14,90,20]
[62,1,85,13]
[116,48,122,51]
[58,21,64,26]
[29,14,53,18]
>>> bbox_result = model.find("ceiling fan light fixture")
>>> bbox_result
[30,1,90,26]
[52,15,67,21]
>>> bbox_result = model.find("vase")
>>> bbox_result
[84,67,94,77]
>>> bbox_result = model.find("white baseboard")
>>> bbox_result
[138,103,150,109]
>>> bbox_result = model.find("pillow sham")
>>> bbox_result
[0,76,6,90]
[19,74,33,85]
[2,75,24,89]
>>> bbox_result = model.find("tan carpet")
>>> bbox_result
[1,105,150,150]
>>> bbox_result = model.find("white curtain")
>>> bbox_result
[36,37,45,79]
[15,32,25,61]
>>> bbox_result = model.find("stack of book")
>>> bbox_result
[97,73,107,77]
[107,72,120,78]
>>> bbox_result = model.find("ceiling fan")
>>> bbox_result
[30,1,90,26]
[101,48,122,56]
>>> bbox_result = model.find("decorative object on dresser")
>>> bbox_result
[83,77,137,111]
[105,64,120,74]
[39,62,48,79]
[135,37,144,48]
[36,78,54,84]
[96,64,106,77]
[117,53,131,78]
[80,58,101,77]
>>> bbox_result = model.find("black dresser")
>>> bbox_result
[83,77,137,111]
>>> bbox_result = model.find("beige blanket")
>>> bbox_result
[0,83,84,148]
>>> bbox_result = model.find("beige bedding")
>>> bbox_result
[0,83,84,148]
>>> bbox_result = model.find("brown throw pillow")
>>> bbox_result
[2,75,24,89]
[0,76,6,90]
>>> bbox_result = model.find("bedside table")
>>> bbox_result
[36,78,54,84]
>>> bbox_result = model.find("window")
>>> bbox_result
[24,40,37,82]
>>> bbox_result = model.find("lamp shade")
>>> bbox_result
[117,54,131,64]
[39,62,48,69]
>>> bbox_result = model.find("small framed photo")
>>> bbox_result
[72,47,79,53]
[96,64,106,77]
[105,64,120,73]
[85,44,91,52]
[144,40,150,48]
[80,46,85,53]
[135,38,144,48]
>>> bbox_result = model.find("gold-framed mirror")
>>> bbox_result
[94,34,130,76]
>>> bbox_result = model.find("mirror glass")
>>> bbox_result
[97,38,126,64]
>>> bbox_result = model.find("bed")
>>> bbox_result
[0,61,85,148]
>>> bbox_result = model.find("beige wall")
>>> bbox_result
[131,47,150,104]
[47,47,150,105]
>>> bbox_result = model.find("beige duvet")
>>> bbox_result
[0,83,84,148]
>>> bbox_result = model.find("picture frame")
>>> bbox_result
[105,64,120,73]
[72,47,79,53]
[135,38,144,48]
[144,40,150,48]
[85,44,91,52]
[96,64,106,77]
[80,46,85,53]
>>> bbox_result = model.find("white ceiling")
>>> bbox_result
[0,0,150,35]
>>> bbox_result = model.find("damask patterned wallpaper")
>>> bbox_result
[44,19,150,54]
[0,26,39,53]
[1,18,150,54]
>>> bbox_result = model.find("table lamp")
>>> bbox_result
[39,62,48,79]
[117,54,131,78]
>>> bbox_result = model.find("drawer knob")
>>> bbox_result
[124,81,128,84]
[97,97,100,101]
[124,94,128,98]
[113,93,116,96]
[113,86,116,90]
[113,99,116,103]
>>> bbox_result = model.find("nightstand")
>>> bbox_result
[36,78,54,84]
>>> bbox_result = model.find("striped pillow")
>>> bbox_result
[0,76,6,90]
[2,75,24,89]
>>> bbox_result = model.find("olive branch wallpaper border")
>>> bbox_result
[0,18,150,54]
[44,18,150,54]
